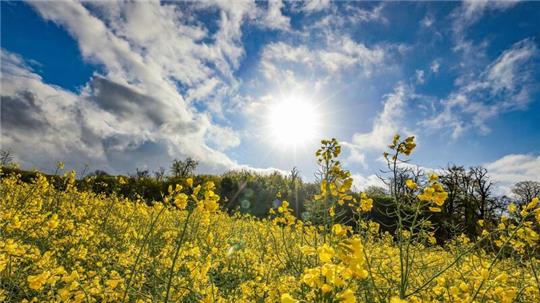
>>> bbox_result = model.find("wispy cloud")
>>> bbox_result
[259,34,392,87]
[259,0,291,31]
[422,38,538,138]
[420,13,434,28]
[430,60,440,74]
[300,0,331,13]
[351,83,411,155]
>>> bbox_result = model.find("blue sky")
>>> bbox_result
[1,0,539,193]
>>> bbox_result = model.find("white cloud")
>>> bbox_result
[261,42,313,67]
[186,78,221,102]
[1,51,103,170]
[260,36,387,80]
[421,14,434,28]
[430,60,440,73]
[351,173,386,191]
[259,0,290,30]
[1,1,283,174]
[347,3,387,24]
[301,0,331,13]
[231,164,289,176]
[450,0,520,75]
[485,154,540,195]
[342,142,367,168]
[415,69,425,84]
[206,122,242,151]
[0,50,242,173]
[452,0,520,37]
[423,38,538,138]
[308,2,387,31]
[351,83,410,153]
[460,0,520,25]
[486,39,538,101]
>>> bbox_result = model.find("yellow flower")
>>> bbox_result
[337,288,356,303]
[47,214,60,229]
[433,192,447,206]
[390,296,408,303]
[58,288,71,300]
[392,134,401,146]
[429,207,441,212]
[318,244,335,263]
[301,270,318,287]
[360,198,373,212]
[417,194,429,201]
[4,136,540,303]
[105,278,122,290]
[300,245,316,256]
[4,239,18,255]
[186,178,193,188]
[27,271,51,290]
[459,282,469,292]
[525,197,539,210]
[321,283,332,293]
[174,193,188,209]
[494,273,508,282]
[508,203,517,214]
[280,293,298,303]
[118,176,127,185]
[332,224,347,237]
[105,271,123,290]
[405,179,418,190]
[62,270,79,283]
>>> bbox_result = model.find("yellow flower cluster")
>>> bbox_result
[407,174,448,213]
[1,168,539,303]
[295,236,368,303]
[313,138,372,222]
[385,134,416,159]
[270,200,297,226]
[495,197,540,253]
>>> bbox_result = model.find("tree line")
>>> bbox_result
[1,151,538,243]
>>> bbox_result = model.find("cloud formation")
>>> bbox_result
[1,0,538,187]
[485,154,540,195]
[1,49,240,173]
[350,84,410,154]
[423,39,538,138]
[1,0,288,174]
[260,36,387,80]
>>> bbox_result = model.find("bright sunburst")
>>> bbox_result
[267,95,321,149]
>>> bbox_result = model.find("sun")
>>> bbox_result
[267,95,321,149]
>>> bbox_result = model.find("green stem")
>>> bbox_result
[164,209,194,303]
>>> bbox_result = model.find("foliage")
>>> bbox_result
[512,181,540,206]
[171,157,199,178]
[0,150,14,166]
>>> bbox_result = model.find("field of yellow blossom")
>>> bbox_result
[1,136,539,302]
